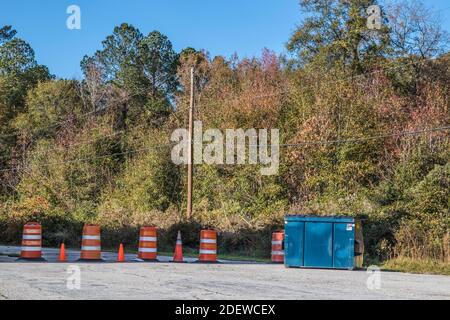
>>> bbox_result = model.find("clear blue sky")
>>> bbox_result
[1,0,450,79]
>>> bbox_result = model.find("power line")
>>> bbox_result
[0,108,103,139]
[0,88,146,139]
[244,126,450,158]
[0,142,174,174]
[277,126,450,148]
[0,122,152,162]
[1,126,447,174]
[1,28,449,170]
[0,127,116,162]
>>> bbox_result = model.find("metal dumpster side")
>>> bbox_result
[284,215,363,270]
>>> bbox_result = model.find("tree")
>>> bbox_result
[81,23,143,85]
[81,23,147,129]
[387,0,449,59]
[13,80,83,137]
[81,24,178,128]
[287,0,390,72]
[78,58,110,111]
[138,31,179,100]
[385,0,450,92]
[0,39,37,74]
[0,26,16,45]
[0,26,51,195]
[0,30,51,114]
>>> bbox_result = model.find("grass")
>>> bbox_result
[159,246,271,262]
[3,242,447,273]
[99,245,271,262]
[1,245,271,262]
[158,251,271,263]
[0,252,19,257]
[380,257,450,276]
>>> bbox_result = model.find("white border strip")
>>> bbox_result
[200,239,216,244]
[21,246,41,252]
[82,235,100,240]
[81,246,101,251]
[22,235,41,240]
[138,248,157,253]
[199,249,216,255]
[139,237,157,242]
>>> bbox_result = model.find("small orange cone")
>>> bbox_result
[117,243,125,262]
[172,231,184,263]
[58,243,67,262]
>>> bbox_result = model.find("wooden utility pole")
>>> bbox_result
[187,67,195,220]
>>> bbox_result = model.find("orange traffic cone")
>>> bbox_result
[117,243,125,262]
[58,243,67,262]
[172,231,185,263]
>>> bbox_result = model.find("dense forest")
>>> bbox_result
[0,0,448,266]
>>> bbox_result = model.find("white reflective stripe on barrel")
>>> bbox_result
[271,240,283,245]
[139,237,157,242]
[82,235,100,240]
[176,240,182,244]
[21,246,41,252]
[199,249,216,254]
[200,239,216,244]
[22,235,41,240]
[24,229,41,234]
[81,246,101,251]
[138,248,157,253]
[271,251,284,255]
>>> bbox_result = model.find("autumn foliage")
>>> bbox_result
[0,2,449,264]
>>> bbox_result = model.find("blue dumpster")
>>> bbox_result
[284,215,364,270]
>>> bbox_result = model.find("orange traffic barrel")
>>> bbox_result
[271,231,284,263]
[138,226,158,261]
[80,224,102,261]
[20,222,44,260]
[198,230,217,263]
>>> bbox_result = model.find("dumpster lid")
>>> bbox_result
[285,214,357,223]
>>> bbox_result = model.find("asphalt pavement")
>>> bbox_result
[0,246,448,300]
